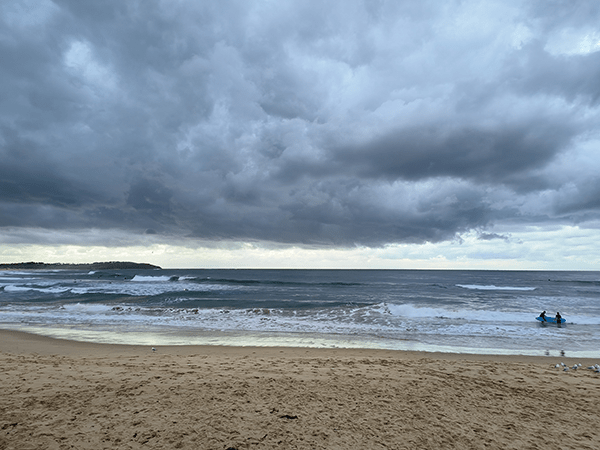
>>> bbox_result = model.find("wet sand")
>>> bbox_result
[1,329,599,449]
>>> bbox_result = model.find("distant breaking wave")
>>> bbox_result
[456,284,536,291]
[129,274,362,287]
[130,275,174,282]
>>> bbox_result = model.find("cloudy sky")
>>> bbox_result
[1,0,600,269]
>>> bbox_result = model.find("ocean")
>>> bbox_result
[1,268,599,357]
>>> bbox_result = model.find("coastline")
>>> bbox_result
[1,322,597,359]
[2,329,599,449]
[0,328,597,364]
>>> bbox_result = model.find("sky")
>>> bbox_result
[1,0,600,270]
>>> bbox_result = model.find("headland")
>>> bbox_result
[0,261,161,270]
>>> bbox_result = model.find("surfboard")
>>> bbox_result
[536,316,565,324]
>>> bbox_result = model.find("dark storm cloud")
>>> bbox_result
[334,119,575,188]
[1,0,600,247]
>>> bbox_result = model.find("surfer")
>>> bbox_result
[539,311,547,322]
[555,312,562,323]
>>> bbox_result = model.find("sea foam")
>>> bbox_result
[130,275,174,282]
[456,284,536,291]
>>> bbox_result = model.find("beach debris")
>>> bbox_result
[279,415,298,420]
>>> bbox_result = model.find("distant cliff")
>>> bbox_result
[0,261,162,270]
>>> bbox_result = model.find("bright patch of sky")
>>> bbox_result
[545,28,600,55]
[64,40,117,93]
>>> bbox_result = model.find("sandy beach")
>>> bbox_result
[1,330,599,450]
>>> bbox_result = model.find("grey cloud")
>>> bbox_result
[529,0,600,30]
[1,0,600,248]
[126,179,174,217]
[553,179,600,217]
[277,180,492,245]
[477,232,510,242]
[332,120,575,189]
[506,40,600,105]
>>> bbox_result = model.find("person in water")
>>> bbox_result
[539,311,547,321]
[555,312,562,323]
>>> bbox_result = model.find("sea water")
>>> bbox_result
[1,269,599,357]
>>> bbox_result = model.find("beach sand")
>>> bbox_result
[1,330,599,450]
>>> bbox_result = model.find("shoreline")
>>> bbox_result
[2,328,597,364]
[2,328,599,449]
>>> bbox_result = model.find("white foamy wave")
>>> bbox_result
[0,276,35,282]
[4,285,36,292]
[69,280,235,297]
[130,275,173,282]
[384,303,533,323]
[0,271,38,276]
[70,284,176,296]
[62,303,114,313]
[563,315,600,325]
[456,284,536,291]
[4,285,70,294]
